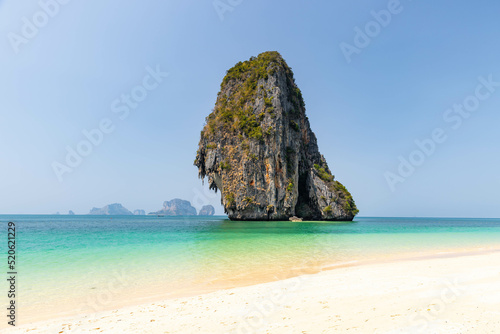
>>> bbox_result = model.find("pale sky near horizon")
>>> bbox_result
[1,0,500,217]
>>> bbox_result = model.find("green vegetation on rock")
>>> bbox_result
[313,164,359,217]
[314,164,334,183]
[243,196,254,204]
[290,120,300,132]
[226,193,236,207]
[220,161,231,171]
[333,181,359,216]
[202,52,294,142]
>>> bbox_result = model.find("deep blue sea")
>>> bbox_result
[1,215,500,324]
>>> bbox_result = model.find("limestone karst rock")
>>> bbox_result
[88,203,133,215]
[198,205,215,216]
[195,51,358,221]
[149,199,197,216]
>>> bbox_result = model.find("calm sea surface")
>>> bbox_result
[2,215,500,324]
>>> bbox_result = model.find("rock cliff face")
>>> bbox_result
[149,199,197,216]
[88,203,133,215]
[195,51,358,221]
[199,205,215,216]
[133,209,146,215]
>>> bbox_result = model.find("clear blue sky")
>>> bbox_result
[1,0,500,217]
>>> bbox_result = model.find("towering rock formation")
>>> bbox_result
[199,205,215,216]
[133,209,146,215]
[195,51,358,221]
[149,199,197,216]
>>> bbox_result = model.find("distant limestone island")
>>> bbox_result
[199,204,215,216]
[148,199,196,216]
[88,203,134,215]
[147,199,215,216]
[86,199,215,216]
[194,51,358,221]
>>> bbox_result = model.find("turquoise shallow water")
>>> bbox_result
[1,215,500,324]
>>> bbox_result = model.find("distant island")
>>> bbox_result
[148,199,197,216]
[199,205,215,216]
[194,51,358,221]
[88,203,133,215]
[84,199,214,216]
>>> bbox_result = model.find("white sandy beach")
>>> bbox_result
[5,250,500,333]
